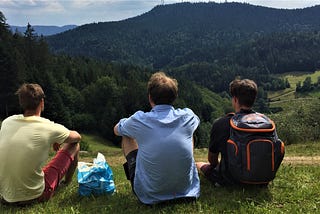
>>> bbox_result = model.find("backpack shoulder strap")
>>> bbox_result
[226,112,235,117]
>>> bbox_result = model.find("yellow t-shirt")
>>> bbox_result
[0,115,70,202]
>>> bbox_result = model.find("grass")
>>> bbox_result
[268,70,320,102]
[1,135,320,213]
[282,70,320,88]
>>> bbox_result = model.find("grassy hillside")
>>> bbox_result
[268,70,320,103]
[266,71,320,144]
[1,134,320,213]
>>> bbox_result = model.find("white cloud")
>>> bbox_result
[1,0,45,8]
[70,0,102,8]
[243,0,320,9]
[43,1,65,13]
[0,0,65,13]
[1,0,320,26]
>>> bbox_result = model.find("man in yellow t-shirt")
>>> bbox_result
[0,83,81,204]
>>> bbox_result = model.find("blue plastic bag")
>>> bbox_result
[77,153,116,196]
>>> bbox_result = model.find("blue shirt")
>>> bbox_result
[117,105,200,204]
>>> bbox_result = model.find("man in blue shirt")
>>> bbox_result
[113,72,200,205]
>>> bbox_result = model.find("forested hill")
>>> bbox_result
[47,2,320,68]
[1,6,320,146]
[131,2,320,33]
[1,9,232,148]
[10,25,77,36]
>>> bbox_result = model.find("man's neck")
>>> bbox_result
[23,110,41,117]
[235,106,251,113]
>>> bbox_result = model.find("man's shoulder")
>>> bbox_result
[210,114,233,132]
[29,116,58,126]
[214,113,233,124]
[2,115,26,125]
[179,108,200,123]
[175,107,198,117]
[34,117,67,130]
[131,110,147,118]
[3,114,21,120]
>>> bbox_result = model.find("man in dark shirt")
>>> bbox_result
[196,78,259,186]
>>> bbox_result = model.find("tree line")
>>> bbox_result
[1,9,320,146]
[0,13,231,147]
[296,76,320,92]
[46,2,320,95]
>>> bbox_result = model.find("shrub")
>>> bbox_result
[80,139,90,151]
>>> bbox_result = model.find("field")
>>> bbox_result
[268,70,320,105]
[2,71,320,213]
[1,134,320,214]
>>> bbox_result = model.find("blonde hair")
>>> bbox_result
[147,72,178,105]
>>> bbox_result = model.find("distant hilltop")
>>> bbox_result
[9,25,78,36]
[46,2,320,70]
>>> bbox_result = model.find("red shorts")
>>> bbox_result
[39,149,73,201]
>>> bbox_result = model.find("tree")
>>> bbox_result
[296,81,302,92]
[285,78,290,88]
[0,11,10,39]
[24,23,37,40]
[301,76,312,92]
[82,76,124,138]
[0,12,22,118]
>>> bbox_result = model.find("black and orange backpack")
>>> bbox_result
[226,111,285,185]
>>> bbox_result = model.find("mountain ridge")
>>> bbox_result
[45,1,320,93]
[10,24,77,36]
[129,2,320,32]
[46,2,320,69]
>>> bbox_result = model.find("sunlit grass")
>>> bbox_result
[1,134,320,213]
[268,70,320,102]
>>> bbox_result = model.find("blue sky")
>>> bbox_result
[1,0,320,26]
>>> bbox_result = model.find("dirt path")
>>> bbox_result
[270,97,317,104]
[283,156,320,165]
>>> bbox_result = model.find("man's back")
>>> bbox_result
[118,105,200,204]
[0,115,69,202]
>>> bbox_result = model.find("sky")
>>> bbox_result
[1,0,320,27]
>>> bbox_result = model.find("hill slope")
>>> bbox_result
[46,2,320,69]
[10,25,77,36]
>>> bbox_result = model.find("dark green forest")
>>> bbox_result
[1,2,320,146]
[0,12,230,147]
[47,2,320,93]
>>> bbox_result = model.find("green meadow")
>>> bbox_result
[268,70,320,104]
[2,71,320,213]
[1,134,320,214]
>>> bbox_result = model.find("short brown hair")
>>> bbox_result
[16,83,45,111]
[229,79,257,107]
[147,72,178,105]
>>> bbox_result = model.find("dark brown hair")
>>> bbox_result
[15,83,45,111]
[229,79,257,107]
[147,72,178,105]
